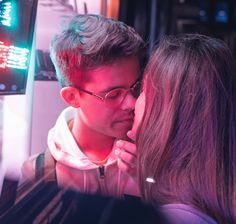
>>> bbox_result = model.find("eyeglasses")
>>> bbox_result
[71,79,141,107]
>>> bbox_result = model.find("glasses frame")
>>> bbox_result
[71,79,141,102]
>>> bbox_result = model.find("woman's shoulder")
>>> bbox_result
[161,203,217,224]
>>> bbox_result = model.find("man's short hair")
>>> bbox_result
[50,14,145,87]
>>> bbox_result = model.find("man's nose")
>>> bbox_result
[120,91,136,110]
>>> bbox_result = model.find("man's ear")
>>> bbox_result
[60,87,80,108]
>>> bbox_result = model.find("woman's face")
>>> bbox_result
[131,91,146,136]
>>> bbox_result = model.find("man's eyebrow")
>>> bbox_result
[99,78,140,94]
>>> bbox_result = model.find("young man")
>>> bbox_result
[22,14,145,197]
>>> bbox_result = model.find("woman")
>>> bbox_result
[132,34,236,224]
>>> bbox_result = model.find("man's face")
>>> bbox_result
[78,57,140,139]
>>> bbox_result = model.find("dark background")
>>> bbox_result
[119,0,236,58]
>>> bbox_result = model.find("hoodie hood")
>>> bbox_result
[47,107,118,170]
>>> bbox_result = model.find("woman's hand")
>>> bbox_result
[115,130,137,181]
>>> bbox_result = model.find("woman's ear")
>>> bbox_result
[60,87,80,108]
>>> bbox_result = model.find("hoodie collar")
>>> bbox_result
[48,107,118,170]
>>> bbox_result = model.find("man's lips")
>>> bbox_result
[114,111,134,123]
[115,116,134,123]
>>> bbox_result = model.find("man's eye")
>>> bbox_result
[106,89,123,100]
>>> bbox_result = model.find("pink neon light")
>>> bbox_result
[0,42,8,68]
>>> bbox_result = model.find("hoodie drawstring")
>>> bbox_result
[83,170,87,193]
[117,169,121,197]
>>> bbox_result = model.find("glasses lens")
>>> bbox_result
[131,81,141,98]
[104,81,141,107]
[105,89,126,106]
[105,89,124,100]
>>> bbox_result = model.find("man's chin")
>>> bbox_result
[113,129,131,140]
[109,121,133,139]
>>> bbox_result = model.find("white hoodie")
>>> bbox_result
[46,107,139,198]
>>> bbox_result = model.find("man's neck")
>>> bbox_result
[70,116,115,163]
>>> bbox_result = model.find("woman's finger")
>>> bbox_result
[115,140,136,155]
[115,149,136,164]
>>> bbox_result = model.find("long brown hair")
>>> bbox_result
[137,34,236,224]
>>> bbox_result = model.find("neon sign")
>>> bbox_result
[0,41,29,70]
[0,0,12,27]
